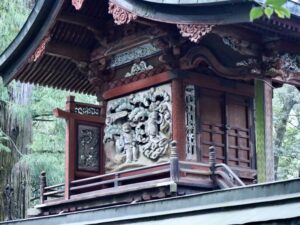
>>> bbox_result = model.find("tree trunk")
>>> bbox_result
[0,82,32,221]
[273,91,297,180]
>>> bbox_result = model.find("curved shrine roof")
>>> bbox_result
[0,0,299,94]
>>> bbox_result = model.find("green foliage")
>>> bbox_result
[273,85,300,179]
[250,0,290,22]
[0,0,31,53]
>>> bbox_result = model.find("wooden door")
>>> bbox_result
[197,88,254,169]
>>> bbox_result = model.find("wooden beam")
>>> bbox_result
[45,42,90,62]
[57,13,102,34]
[102,71,178,100]
[53,108,105,123]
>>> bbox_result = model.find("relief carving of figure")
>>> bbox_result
[116,123,138,163]
[104,84,172,172]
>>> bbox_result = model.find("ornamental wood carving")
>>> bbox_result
[108,1,137,25]
[28,35,51,63]
[179,45,261,80]
[72,0,85,10]
[177,24,214,43]
[263,53,300,82]
[77,124,100,172]
[104,84,172,172]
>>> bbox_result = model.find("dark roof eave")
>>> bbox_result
[113,0,254,25]
[0,0,64,84]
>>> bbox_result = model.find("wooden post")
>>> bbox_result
[209,146,216,182]
[65,96,76,200]
[172,79,186,160]
[114,174,119,187]
[40,171,47,204]
[170,141,179,183]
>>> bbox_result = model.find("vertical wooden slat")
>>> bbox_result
[223,94,229,164]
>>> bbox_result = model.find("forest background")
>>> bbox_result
[0,0,299,221]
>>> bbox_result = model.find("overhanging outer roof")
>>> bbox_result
[0,0,63,84]
[1,0,300,93]
[2,179,300,225]
[113,0,253,24]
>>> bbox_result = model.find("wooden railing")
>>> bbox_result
[40,144,249,204]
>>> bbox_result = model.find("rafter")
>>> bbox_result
[45,42,90,62]
[57,13,103,41]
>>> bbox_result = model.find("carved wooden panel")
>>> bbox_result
[77,124,100,172]
[104,84,172,172]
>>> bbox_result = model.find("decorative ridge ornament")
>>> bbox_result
[108,0,137,25]
[72,0,85,10]
[177,24,214,43]
[28,35,51,63]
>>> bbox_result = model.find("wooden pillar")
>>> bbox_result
[40,171,46,204]
[170,141,179,183]
[64,96,76,200]
[255,80,274,182]
[264,79,275,181]
[172,79,186,160]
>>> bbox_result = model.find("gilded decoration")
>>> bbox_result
[108,1,137,25]
[28,35,51,63]
[104,84,172,172]
[177,24,214,43]
[72,0,85,10]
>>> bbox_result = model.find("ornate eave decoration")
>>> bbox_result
[263,53,300,82]
[28,35,51,63]
[72,0,85,10]
[108,1,137,25]
[125,61,154,77]
[222,36,259,56]
[177,24,214,43]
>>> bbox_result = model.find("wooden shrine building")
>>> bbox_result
[1,0,300,224]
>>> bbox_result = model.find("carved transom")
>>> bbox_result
[177,24,214,43]
[109,43,160,68]
[28,35,51,63]
[125,61,154,77]
[108,1,137,25]
[72,0,85,10]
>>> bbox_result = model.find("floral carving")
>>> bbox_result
[177,24,214,43]
[28,35,51,63]
[72,0,85,10]
[108,1,137,25]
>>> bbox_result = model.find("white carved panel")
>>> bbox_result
[104,84,172,172]
[185,85,197,161]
